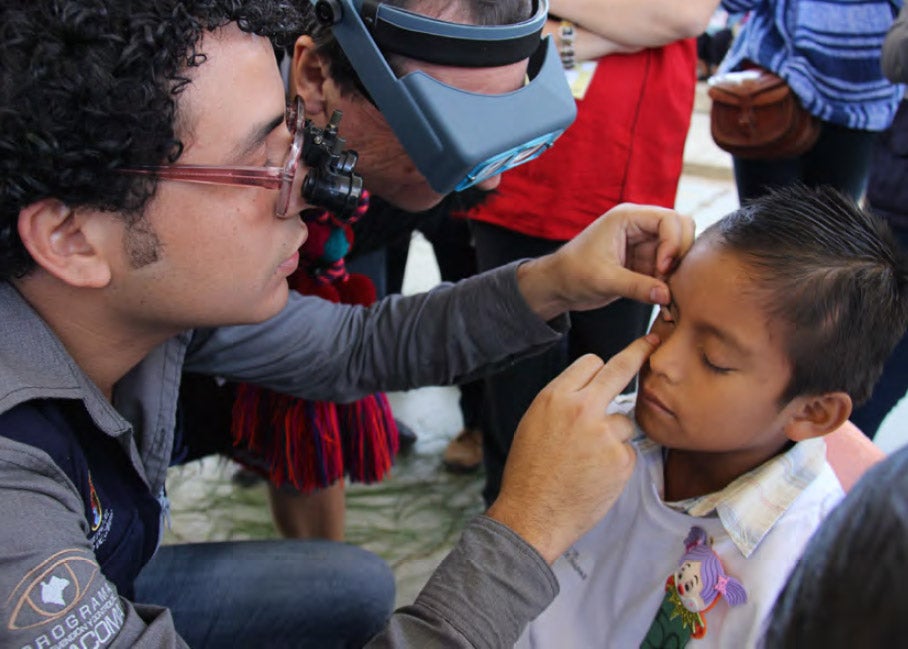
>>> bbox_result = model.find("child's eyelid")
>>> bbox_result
[702,351,733,374]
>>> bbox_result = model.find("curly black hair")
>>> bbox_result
[0,0,306,279]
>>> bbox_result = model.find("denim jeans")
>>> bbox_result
[134,539,395,648]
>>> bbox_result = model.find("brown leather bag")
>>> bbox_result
[708,68,821,159]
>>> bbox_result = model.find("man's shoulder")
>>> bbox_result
[0,401,87,480]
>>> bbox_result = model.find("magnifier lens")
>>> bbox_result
[511,140,549,165]
[455,133,557,191]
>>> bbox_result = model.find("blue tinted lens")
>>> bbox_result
[455,131,559,191]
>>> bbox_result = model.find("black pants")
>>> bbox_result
[850,104,908,437]
[732,122,875,204]
[849,213,908,437]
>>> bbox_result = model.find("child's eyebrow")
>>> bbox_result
[664,277,751,356]
[696,321,751,357]
[668,278,749,356]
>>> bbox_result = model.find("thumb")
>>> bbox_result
[611,267,670,306]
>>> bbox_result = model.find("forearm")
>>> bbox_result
[549,0,719,48]
[515,255,574,323]
[185,262,567,402]
[365,516,558,649]
[543,18,641,60]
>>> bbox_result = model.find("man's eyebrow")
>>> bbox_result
[230,112,285,162]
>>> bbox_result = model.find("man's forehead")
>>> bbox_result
[176,25,283,144]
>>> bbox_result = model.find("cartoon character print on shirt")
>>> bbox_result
[640,526,747,648]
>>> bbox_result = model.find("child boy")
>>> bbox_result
[517,184,908,648]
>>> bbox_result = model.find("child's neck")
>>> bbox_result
[662,446,786,502]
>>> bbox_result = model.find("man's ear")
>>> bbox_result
[17,199,112,288]
[785,392,853,442]
[291,35,328,117]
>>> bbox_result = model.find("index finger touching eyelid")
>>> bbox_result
[587,334,661,399]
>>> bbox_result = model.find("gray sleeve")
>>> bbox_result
[0,438,189,649]
[366,516,559,649]
[183,262,568,402]
[883,4,908,82]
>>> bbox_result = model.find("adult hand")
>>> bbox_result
[486,334,660,564]
[517,203,695,321]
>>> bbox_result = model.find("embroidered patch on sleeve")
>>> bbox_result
[6,548,124,648]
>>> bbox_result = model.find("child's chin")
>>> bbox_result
[635,407,672,445]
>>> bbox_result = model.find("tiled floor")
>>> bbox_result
[164,85,908,609]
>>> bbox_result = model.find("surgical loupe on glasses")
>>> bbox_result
[311,0,577,194]
[300,110,364,221]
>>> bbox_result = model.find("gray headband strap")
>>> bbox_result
[361,0,545,67]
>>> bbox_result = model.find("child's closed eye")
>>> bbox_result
[701,352,733,374]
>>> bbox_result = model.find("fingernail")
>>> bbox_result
[649,286,669,304]
[659,256,675,274]
[645,333,661,346]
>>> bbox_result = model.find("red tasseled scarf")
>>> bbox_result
[230,192,400,491]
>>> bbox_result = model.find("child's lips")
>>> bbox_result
[640,386,675,418]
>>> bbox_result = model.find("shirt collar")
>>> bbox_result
[634,414,827,558]
[0,281,130,435]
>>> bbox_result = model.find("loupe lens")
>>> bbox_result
[302,169,364,222]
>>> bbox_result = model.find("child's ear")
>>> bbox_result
[291,35,328,117]
[18,199,112,288]
[784,392,853,442]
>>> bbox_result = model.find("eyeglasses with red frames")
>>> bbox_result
[121,96,308,219]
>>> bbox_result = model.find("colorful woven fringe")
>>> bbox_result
[229,191,400,491]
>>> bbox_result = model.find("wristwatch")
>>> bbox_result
[559,20,575,70]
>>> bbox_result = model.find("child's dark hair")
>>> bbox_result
[705,184,908,406]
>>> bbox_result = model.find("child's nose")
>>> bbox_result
[647,327,683,384]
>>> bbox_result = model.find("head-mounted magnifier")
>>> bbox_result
[312,0,577,194]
